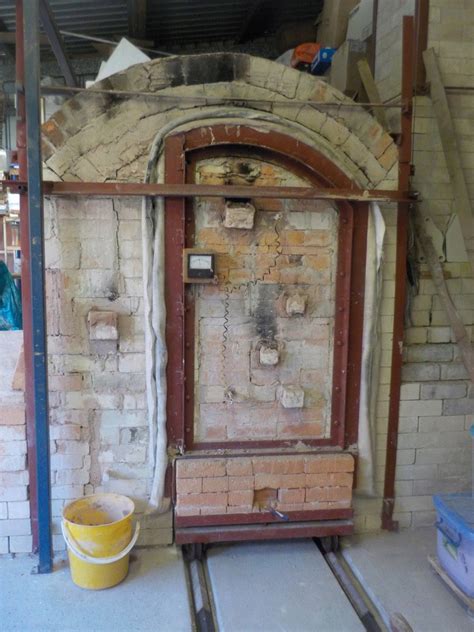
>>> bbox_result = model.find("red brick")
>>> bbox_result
[202,477,229,493]
[327,487,352,502]
[178,493,227,507]
[279,474,306,489]
[327,500,351,509]
[305,501,330,510]
[175,506,199,517]
[176,478,202,495]
[333,454,355,472]
[252,458,304,475]
[254,473,281,490]
[306,473,330,487]
[226,505,253,514]
[176,459,226,478]
[228,476,254,491]
[306,487,329,502]
[0,406,25,426]
[304,456,334,473]
[228,490,254,506]
[226,459,253,476]
[328,473,353,487]
[278,488,305,504]
[275,503,304,512]
[200,506,227,515]
[49,375,84,392]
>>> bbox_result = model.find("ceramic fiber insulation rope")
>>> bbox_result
[141,108,387,511]
[357,204,385,497]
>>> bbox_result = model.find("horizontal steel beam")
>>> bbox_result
[1,180,414,203]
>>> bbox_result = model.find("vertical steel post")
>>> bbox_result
[382,15,415,531]
[16,0,39,551]
[22,0,52,573]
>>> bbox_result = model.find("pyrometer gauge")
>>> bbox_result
[183,249,216,283]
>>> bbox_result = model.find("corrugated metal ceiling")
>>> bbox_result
[0,0,323,55]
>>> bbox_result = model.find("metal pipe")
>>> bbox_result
[58,29,171,56]
[15,0,39,553]
[39,84,405,109]
[382,15,415,532]
[23,0,53,573]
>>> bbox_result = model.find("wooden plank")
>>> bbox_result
[423,48,474,272]
[414,203,474,385]
[127,0,147,40]
[357,58,388,129]
[428,555,474,613]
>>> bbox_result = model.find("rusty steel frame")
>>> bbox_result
[175,519,354,545]
[1,180,413,203]
[163,125,364,457]
[382,15,415,532]
[15,0,40,554]
[175,508,353,529]
[163,124,367,536]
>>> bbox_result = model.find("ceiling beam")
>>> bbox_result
[0,31,50,46]
[39,0,78,87]
[127,0,147,40]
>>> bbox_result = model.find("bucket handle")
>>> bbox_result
[61,520,141,565]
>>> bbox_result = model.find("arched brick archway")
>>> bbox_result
[42,53,398,190]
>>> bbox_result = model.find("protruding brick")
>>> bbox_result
[259,346,279,366]
[280,385,305,409]
[286,294,307,316]
[223,202,255,229]
[88,310,119,341]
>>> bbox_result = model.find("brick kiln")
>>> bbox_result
[36,53,398,548]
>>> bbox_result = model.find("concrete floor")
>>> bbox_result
[0,547,193,632]
[343,527,474,632]
[207,540,364,632]
[2,528,473,632]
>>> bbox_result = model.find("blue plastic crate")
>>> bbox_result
[434,493,474,597]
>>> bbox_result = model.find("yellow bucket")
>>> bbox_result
[61,493,140,590]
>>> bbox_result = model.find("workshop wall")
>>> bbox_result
[362,0,474,533]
